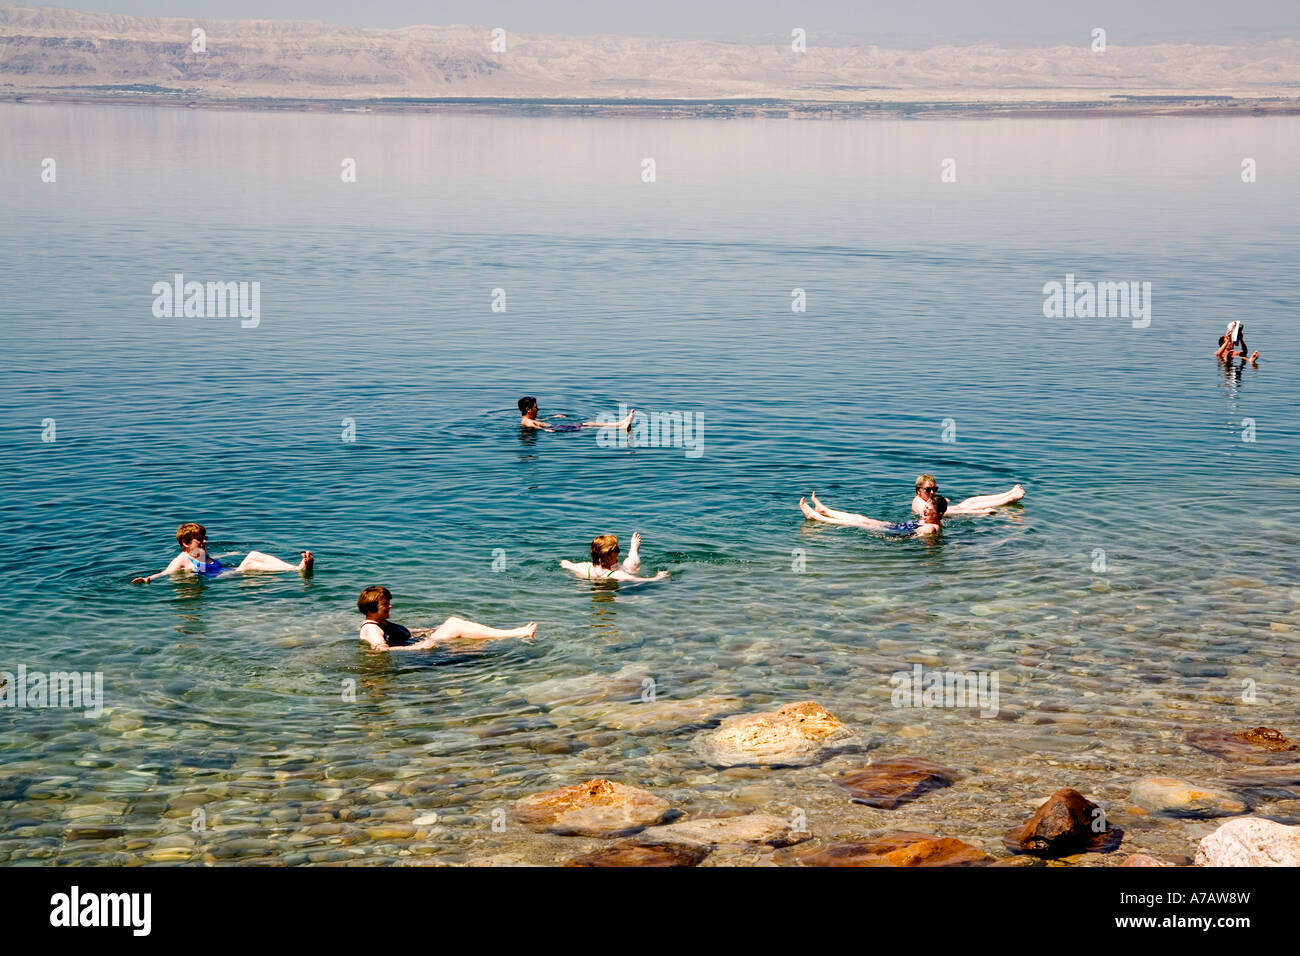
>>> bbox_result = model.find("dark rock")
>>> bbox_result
[1003,788,1123,856]
[1221,764,1300,795]
[836,757,958,809]
[565,841,709,867]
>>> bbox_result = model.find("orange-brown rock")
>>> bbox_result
[836,757,957,809]
[1187,727,1299,763]
[702,701,851,767]
[1003,787,1122,856]
[802,831,992,867]
[514,779,672,837]
[565,841,709,867]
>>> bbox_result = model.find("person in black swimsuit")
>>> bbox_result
[356,586,536,651]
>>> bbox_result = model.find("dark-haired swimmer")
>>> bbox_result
[356,586,536,652]
[518,396,634,432]
[1215,321,1259,364]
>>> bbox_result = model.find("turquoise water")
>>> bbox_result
[1,104,1298,865]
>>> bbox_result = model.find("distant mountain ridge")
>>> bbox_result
[2,3,1299,103]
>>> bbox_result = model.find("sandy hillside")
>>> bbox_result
[2,3,1299,102]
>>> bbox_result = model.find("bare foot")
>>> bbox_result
[298,550,314,572]
[1008,484,1026,502]
[621,408,636,432]
[799,497,821,520]
[810,492,832,514]
[516,622,538,642]
[1250,351,1260,364]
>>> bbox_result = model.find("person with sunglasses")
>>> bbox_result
[131,522,313,583]
[911,474,1024,517]
[560,531,669,583]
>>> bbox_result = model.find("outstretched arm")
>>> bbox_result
[559,559,589,578]
[131,553,188,584]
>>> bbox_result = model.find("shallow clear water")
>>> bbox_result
[1,104,1298,865]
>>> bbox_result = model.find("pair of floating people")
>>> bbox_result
[1215,321,1260,364]
[358,531,668,652]
[127,521,668,653]
[800,475,1026,538]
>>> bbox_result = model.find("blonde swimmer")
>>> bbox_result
[560,532,669,583]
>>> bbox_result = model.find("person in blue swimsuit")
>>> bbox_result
[518,396,635,433]
[799,494,946,537]
[131,522,314,583]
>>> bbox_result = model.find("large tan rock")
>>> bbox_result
[514,779,671,837]
[639,812,810,848]
[1195,817,1300,867]
[702,701,851,767]
[1128,777,1246,818]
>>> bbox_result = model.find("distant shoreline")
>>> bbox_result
[5,90,1300,119]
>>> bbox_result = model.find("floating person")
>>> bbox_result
[1215,321,1259,364]
[912,474,1025,517]
[131,523,313,583]
[356,586,537,652]
[518,396,635,433]
[560,531,670,583]
[800,494,947,537]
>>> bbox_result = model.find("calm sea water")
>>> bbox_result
[1,104,1298,865]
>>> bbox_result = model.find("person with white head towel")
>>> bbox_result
[1215,321,1259,364]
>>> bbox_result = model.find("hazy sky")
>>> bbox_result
[16,0,1300,44]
